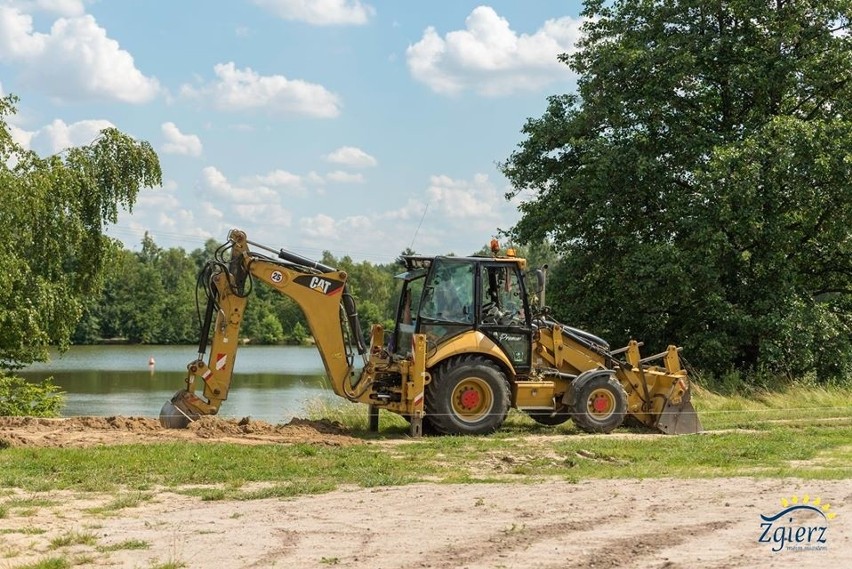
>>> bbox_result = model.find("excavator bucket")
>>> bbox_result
[159,390,198,429]
[655,389,702,435]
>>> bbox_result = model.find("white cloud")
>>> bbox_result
[291,173,515,258]
[201,166,279,204]
[28,118,114,154]
[234,203,293,227]
[198,166,296,231]
[406,6,583,96]
[137,189,181,210]
[0,5,160,103]
[16,0,86,17]
[253,0,374,26]
[297,214,379,250]
[8,124,33,149]
[377,197,424,222]
[198,201,224,221]
[424,173,501,219]
[244,168,308,197]
[181,62,341,118]
[161,122,203,157]
[326,146,377,168]
[300,213,338,239]
[372,173,509,253]
[326,170,365,184]
[306,171,326,185]
[248,169,302,187]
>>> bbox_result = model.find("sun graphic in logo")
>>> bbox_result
[780,495,837,521]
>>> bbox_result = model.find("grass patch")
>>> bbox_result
[304,397,409,432]
[48,530,98,550]
[85,491,152,514]
[11,557,71,569]
[692,384,852,430]
[178,479,342,501]
[0,387,848,495]
[0,526,46,535]
[3,496,56,509]
[96,539,150,552]
[0,441,428,494]
[3,422,846,496]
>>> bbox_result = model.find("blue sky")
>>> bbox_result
[1,0,585,263]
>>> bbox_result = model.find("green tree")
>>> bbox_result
[290,321,309,344]
[154,246,198,344]
[0,94,161,368]
[256,312,285,344]
[190,238,222,272]
[98,249,166,343]
[501,0,852,379]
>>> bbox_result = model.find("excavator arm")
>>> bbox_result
[159,229,369,428]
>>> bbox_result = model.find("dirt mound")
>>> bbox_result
[186,416,356,445]
[0,415,361,448]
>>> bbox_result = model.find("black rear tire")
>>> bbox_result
[425,355,510,435]
[571,375,627,434]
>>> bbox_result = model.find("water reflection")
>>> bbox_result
[19,345,335,423]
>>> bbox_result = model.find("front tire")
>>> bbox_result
[425,356,510,435]
[571,374,627,434]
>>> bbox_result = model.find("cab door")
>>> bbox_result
[416,258,476,348]
[477,263,532,372]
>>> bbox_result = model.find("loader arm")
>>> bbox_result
[160,229,368,427]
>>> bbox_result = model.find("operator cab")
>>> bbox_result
[391,255,533,371]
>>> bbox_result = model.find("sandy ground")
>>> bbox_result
[0,417,850,569]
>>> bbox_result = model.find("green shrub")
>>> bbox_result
[0,374,64,417]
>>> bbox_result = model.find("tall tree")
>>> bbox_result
[501,0,852,378]
[0,95,161,368]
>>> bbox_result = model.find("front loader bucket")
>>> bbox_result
[655,390,702,435]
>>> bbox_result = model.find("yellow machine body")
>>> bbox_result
[161,230,701,436]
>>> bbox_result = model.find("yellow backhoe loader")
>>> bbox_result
[160,230,701,436]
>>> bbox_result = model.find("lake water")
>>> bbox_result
[18,345,337,423]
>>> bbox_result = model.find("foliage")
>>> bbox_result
[290,322,309,344]
[0,94,161,369]
[69,236,406,346]
[81,239,197,344]
[255,313,286,344]
[501,0,852,380]
[0,374,64,417]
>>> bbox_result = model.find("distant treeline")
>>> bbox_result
[72,234,407,346]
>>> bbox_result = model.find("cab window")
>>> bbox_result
[480,265,528,327]
[420,259,474,324]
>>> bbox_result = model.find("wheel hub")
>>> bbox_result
[587,387,615,418]
[459,387,481,409]
[450,377,495,424]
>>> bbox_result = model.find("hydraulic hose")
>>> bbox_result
[196,291,215,360]
[342,285,367,355]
